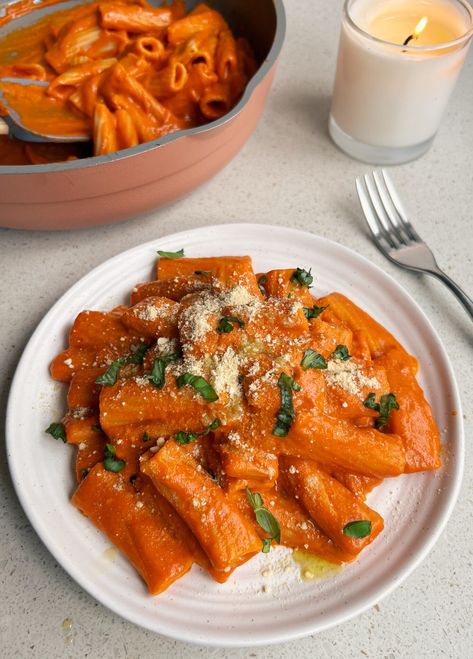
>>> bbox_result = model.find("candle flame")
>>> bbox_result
[414,16,428,38]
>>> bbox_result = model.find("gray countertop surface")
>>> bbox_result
[1,1,472,657]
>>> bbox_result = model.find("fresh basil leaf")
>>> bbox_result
[148,351,181,388]
[303,304,328,320]
[245,487,281,553]
[45,422,67,443]
[95,345,150,386]
[245,489,264,509]
[142,431,150,442]
[95,357,126,386]
[91,424,102,433]
[331,345,350,361]
[258,274,268,296]
[363,392,399,429]
[103,456,126,473]
[157,248,184,259]
[377,393,399,430]
[176,372,219,402]
[127,343,150,364]
[363,393,379,411]
[273,372,300,437]
[148,357,165,388]
[216,316,245,334]
[261,538,272,553]
[301,349,327,370]
[290,268,313,288]
[103,443,125,473]
[343,520,372,538]
[194,270,210,276]
[175,418,220,445]
[255,508,281,543]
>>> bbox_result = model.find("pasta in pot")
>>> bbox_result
[47,253,441,596]
[0,0,257,164]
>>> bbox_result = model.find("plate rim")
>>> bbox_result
[6,223,464,647]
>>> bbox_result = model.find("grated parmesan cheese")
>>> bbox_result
[325,359,380,396]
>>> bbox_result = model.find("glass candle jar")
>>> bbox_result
[329,0,473,164]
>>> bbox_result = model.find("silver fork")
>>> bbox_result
[356,170,473,321]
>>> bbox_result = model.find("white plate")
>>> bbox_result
[6,224,463,647]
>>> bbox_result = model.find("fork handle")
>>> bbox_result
[428,267,473,321]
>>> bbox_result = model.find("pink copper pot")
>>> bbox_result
[0,0,286,230]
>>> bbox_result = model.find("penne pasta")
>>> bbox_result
[129,35,165,62]
[47,58,117,100]
[72,464,195,594]
[142,439,262,571]
[99,4,174,34]
[146,60,188,97]
[280,456,384,554]
[215,29,238,81]
[167,9,227,46]
[47,256,442,595]
[114,107,139,150]
[0,0,257,163]
[199,81,232,120]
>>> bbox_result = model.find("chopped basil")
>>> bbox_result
[303,304,328,320]
[95,345,150,386]
[157,248,184,259]
[127,343,150,364]
[300,349,327,370]
[377,393,400,429]
[273,372,301,437]
[217,316,245,334]
[45,422,67,443]
[290,267,313,288]
[95,358,126,386]
[194,270,211,276]
[331,345,350,361]
[142,431,150,442]
[79,468,89,479]
[91,424,102,433]
[363,392,399,430]
[343,520,372,538]
[148,351,181,388]
[363,393,378,411]
[257,274,268,296]
[245,487,281,553]
[175,419,220,445]
[103,443,125,473]
[176,372,219,402]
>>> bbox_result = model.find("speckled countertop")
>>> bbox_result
[1,1,472,657]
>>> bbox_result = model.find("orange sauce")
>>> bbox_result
[1,81,90,137]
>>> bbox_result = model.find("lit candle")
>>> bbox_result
[329,0,473,164]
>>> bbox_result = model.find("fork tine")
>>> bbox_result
[372,170,411,246]
[355,176,394,253]
[363,173,402,249]
[381,170,423,243]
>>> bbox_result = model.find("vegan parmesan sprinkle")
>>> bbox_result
[135,303,174,322]
[325,359,380,396]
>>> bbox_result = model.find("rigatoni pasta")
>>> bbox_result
[47,252,442,596]
[0,0,256,165]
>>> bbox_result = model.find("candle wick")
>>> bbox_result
[403,34,414,46]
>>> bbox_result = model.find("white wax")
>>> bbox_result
[331,0,473,149]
